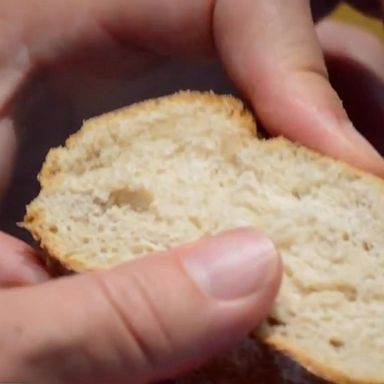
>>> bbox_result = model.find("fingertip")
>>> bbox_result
[338,121,384,178]
[251,71,384,178]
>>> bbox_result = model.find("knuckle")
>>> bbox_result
[92,270,173,368]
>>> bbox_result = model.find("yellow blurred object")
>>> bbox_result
[332,4,383,40]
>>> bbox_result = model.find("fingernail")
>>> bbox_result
[182,229,279,301]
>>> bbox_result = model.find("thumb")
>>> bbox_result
[0,228,281,384]
[215,0,384,177]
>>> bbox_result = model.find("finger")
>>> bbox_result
[3,0,215,63]
[0,229,281,384]
[317,20,384,150]
[214,0,384,177]
[0,232,50,287]
[318,20,384,81]
[0,9,34,200]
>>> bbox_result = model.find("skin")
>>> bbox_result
[0,1,383,382]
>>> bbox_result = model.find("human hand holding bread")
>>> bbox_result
[0,1,384,383]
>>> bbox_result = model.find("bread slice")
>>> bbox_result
[23,91,384,384]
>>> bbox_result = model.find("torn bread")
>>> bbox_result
[23,92,384,384]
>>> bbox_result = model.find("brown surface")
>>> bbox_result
[175,337,330,384]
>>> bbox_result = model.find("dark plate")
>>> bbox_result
[172,337,330,384]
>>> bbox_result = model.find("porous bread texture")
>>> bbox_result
[24,91,384,384]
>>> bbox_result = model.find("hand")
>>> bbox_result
[0,1,383,383]
[0,229,281,383]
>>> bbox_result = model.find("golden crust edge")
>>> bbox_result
[38,90,257,188]
[22,209,95,273]
[258,333,384,384]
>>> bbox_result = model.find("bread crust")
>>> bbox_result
[22,91,384,384]
[39,91,257,188]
